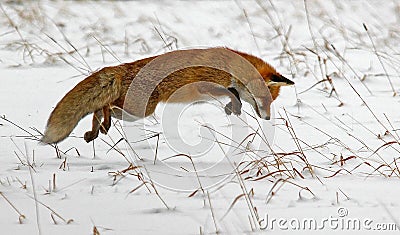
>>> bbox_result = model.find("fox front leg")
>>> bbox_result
[197,84,242,115]
[224,87,242,116]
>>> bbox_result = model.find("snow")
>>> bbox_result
[1,0,400,234]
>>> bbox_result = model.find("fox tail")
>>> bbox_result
[41,68,121,144]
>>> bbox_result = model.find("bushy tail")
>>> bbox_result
[41,67,122,144]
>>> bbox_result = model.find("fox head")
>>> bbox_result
[226,48,294,119]
[232,71,294,120]
[231,63,294,120]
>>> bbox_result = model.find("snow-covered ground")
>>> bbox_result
[1,1,400,234]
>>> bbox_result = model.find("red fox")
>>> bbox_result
[41,48,294,144]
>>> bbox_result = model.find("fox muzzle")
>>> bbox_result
[254,97,271,120]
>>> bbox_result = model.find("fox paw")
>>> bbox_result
[224,101,241,116]
[100,122,110,134]
[84,131,98,143]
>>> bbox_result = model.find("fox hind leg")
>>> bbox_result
[84,109,103,142]
[100,105,111,134]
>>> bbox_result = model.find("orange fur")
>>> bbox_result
[41,48,294,144]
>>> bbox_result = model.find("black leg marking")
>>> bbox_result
[225,87,242,116]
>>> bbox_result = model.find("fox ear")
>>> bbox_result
[268,74,295,86]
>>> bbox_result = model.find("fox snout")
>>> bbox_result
[254,98,271,120]
[254,74,294,120]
